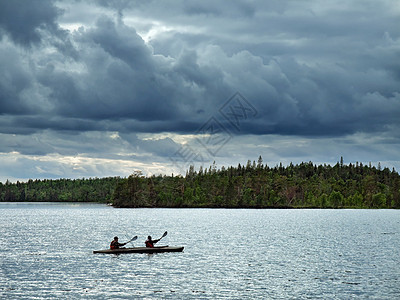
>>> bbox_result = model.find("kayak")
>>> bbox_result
[93,246,184,254]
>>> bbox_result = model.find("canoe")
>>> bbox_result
[93,246,184,254]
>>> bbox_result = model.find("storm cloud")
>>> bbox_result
[0,0,399,181]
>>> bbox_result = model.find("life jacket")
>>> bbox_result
[145,240,154,248]
[110,240,118,250]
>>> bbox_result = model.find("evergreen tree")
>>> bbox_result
[2,159,399,209]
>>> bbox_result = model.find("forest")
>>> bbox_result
[0,177,120,203]
[2,157,399,209]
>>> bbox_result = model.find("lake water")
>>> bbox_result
[0,203,399,299]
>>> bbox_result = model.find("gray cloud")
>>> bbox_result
[2,1,399,136]
[0,0,399,181]
[0,0,63,46]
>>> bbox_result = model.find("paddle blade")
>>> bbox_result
[161,231,167,238]
[125,236,138,244]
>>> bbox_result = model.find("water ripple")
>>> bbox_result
[1,204,399,299]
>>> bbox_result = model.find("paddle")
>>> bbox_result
[144,231,168,247]
[124,236,138,245]
[158,231,167,241]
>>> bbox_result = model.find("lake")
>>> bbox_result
[0,203,399,299]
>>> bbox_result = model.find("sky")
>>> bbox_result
[0,0,399,183]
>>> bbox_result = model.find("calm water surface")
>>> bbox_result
[0,203,399,299]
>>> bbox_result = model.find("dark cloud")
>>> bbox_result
[0,0,62,46]
[0,46,32,114]
[88,16,153,71]
[182,1,256,18]
[0,0,399,181]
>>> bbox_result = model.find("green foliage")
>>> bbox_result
[328,191,344,208]
[0,177,121,203]
[111,160,400,208]
[1,159,400,209]
[371,193,386,208]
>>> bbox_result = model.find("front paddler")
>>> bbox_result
[145,236,160,248]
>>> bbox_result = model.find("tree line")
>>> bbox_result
[111,157,400,209]
[0,177,120,203]
[1,157,400,209]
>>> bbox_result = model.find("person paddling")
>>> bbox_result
[145,236,160,248]
[110,236,127,250]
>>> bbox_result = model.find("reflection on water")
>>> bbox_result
[1,203,399,299]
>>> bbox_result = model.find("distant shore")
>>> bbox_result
[3,160,398,209]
